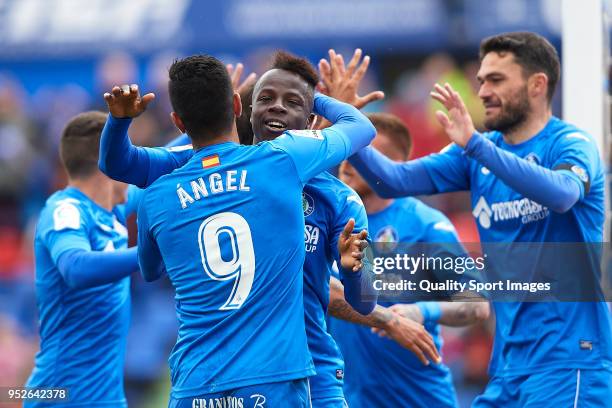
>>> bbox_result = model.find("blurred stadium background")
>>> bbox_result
[0,0,610,407]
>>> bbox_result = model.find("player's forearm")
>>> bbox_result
[329,276,389,327]
[99,115,152,187]
[57,247,138,289]
[437,301,490,327]
[349,146,437,198]
[314,93,376,155]
[465,133,580,212]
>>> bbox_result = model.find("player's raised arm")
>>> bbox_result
[100,84,191,188]
[433,82,583,213]
[275,93,376,184]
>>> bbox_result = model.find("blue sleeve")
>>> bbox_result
[348,146,437,198]
[56,248,138,289]
[273,94,376,184]
[464,133,581,213]
[330,192,369,264]
[549,131,600,200]
[332,191,376,314]
[340,263,377,315]
[45,202,92,263]
[136,196,166,282]
[99,114,193,188]
[419,143,471,193]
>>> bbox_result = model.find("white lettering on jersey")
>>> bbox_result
[177,170,250,209]
[473,196,549,229]
[53,202,81,231]
[305,224,320,253]
[250,394,266,408]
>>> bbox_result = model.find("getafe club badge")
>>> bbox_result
[302,192,315,217]
[375,225,398,253]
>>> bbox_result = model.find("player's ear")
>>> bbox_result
[233,92,243,118]
[307,113,317,130]
[528,72,548,100]
[170,112,186,134]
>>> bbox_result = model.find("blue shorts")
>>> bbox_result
[311,395,348,408]
[473,368,612,407]
[168,379,311,408]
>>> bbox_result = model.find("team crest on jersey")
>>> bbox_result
[302,192,315,217]
[481,166,490,175]
[375,225,398,253]
[571,165,589,183]
[289,129,324,140]
[525,152,540,164]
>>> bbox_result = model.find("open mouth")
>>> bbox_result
[264,119,287,133]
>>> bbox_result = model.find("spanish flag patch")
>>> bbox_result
[202,154,220,169]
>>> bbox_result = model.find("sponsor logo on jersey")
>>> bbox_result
[336,369,344,379]
[302,192,315,217]
[481,166,490,175]
[289,129,324,140]
[305,224,320,253]
[473,196,549,229]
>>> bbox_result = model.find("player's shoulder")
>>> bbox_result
[539,117,591,144]
[404,198,457,235]
[38,188,91,234]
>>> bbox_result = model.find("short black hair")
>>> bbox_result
[480,32,560,104]
[367,113,412,159]
[168,55,234,142]
[237,82,255,145]
[270,51,319,90]
[60,111,107,178]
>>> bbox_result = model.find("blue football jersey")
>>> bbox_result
[329,198,459,408]
[137,130,353,398]
[27,187,131,407]
[420,117,612,376]
[302,172,368,400]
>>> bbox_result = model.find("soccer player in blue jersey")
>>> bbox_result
[100,54,378,407]
[26,111,140,407]
[329,112,490,408]
[99,51,439,407]
[348,32,612,406]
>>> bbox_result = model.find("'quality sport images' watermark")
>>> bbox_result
[361,242,612,302]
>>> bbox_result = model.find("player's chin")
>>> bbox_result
[259,127,285,141]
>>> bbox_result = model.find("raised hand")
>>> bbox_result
[103,84,155,119]
[338,218,369,272]
[318,48,384,110]
[226,63,257,95]
[430,82,477,147]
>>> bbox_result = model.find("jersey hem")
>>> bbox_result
[170,366,316,398]
[491,359,612,377]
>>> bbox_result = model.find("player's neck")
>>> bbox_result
[362,193,393,215]
[502,107,552,145]
[69,176,114,211]
[191,124,240,150]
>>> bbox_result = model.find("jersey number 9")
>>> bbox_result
[198,212,256,310]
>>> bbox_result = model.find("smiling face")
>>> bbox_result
[250,69,314,143]
[477,51,531,133]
